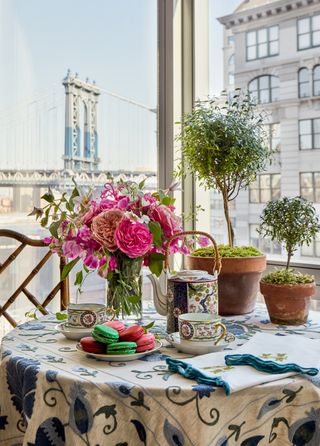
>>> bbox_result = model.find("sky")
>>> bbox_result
[0,0,241,172]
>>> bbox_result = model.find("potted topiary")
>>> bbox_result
[177,91,273,315]
[259,197,320,325]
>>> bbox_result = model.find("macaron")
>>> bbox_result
[104,319,125,334]
[136,333,156,353]
[107,341,137,355]
[80,336,105,354]
[92,324,119,344]
[119,325,144,342]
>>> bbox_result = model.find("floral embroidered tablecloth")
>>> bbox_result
[1,306,320,446]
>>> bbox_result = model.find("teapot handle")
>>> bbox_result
[164,231,221,275]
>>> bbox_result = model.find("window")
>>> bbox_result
[299,118,320,150]
[313,65,320,96]
[298,14,320,50]
[250,224,281,255]
[228,72,235,86]
[301,234,320,258]
[228,54,235,66]
[248,75,280,104]
[298,67,310,98]
[265,123,280,151]
[228,35,235,45]
[300,172,320,202]
[249,174,281,203]
[246,26,279,60]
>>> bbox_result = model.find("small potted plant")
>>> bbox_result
[259,196,320,325]
[177,91,273,315]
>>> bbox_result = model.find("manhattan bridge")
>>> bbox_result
[0,71,157,214]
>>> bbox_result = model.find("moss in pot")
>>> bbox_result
[177,91,274,315]
[259,197,320,325]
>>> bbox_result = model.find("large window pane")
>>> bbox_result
[298,18,310,34]
[299,34,311,49]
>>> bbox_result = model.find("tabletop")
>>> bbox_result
[1,305,320,446]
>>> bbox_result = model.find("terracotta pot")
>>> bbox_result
[186,255,266,315]
[260,281,316,325]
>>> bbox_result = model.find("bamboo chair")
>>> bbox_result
[0,229,69,327]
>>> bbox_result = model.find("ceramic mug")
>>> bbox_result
[178,313,227,346]
[67,303,106,329]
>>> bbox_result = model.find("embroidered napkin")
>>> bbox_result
[166,333,320,395]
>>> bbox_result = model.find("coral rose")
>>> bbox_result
[115,218,152,258]
[150,205,182,238]
[91,209,124,252]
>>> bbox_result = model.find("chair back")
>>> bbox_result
[0,229,69,327]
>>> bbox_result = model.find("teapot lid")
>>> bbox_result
[170,270,216,282]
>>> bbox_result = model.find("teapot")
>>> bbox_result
[148,231,221,333]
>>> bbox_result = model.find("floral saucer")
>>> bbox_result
[55,322,92,340]
[166,332,235,355]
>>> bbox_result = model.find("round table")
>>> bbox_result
[1,306,320,446]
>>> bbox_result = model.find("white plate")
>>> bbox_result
[76,339,163,362]
[55,322,92,340]
[166,332,232,355]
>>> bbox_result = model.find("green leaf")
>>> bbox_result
[148,221,163,247]
[83,264,90,273]
[41,191,54,203]
[49,221,60,239]
[74,270,83,286]
[127,295,141,304]
[161,196,174,206]
[61,258,79,281]
[148,253,165,277]
[56,312,68,321]
[142,320,155,333]
[138,178,146,189]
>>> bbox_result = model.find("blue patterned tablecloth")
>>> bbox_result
[1,305,320,446]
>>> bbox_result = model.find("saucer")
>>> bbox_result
[55,322,92,340]
[166,332,233,355]
[76,340,163,362]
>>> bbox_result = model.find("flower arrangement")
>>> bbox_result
[36,178,186,316]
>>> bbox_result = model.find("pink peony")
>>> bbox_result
[62,240,83,259]
[91,209,124,252]
[115,218,152,258]
[150,205,182,238]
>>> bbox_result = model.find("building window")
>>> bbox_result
[249,224,281,255]
[298,67,310,98]
[265,123,280,152]
[297,14,320,50]
[300,172,320,202]
[246,26,279,60]
[313,65,320,96]
[249,174,281,203]
[228,72,235,86]
[301,234,320,258]
[228,35,234,45]
[248,75,279,104]
[299,119,320,150]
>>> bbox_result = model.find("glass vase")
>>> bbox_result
[106,256,143,319]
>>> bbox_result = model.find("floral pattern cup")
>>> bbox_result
[178,313,227,346]
[67,304,106,329]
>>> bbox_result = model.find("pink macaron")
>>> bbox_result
[136,333,155,353]
[104,319,125,334]
[120,325,144,342]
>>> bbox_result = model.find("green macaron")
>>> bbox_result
[92,324,119,345]
[107,341,137,355]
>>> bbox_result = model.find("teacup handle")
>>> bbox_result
[106,306,116,321]
[213,323,227,346]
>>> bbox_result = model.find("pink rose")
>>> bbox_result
[91,209,124,252]
[115,218,152,258]
[150,205,182,238]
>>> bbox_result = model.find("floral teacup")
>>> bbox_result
[67,303,106,329]
[178,313,227,346]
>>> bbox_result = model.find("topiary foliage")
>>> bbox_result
[192,245,262,258]
[259,197,320,270]
[176,90,273,247]
[262,268,314,285]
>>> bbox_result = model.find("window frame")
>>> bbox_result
[297,13,320,51]
[300,171,320,202]
[301,233,320,258]
[298,67,310,98]
[313,65,320,96]
[299,118,320,150]
[248,75,280,104]
[249,223,282,255]
[246,25,279,61]
[249,173,281,203]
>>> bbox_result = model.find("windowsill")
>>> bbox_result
[266,254,320,269]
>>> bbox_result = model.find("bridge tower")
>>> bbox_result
[62,70,100,171]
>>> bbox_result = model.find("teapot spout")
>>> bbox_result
[147,271,168,316]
